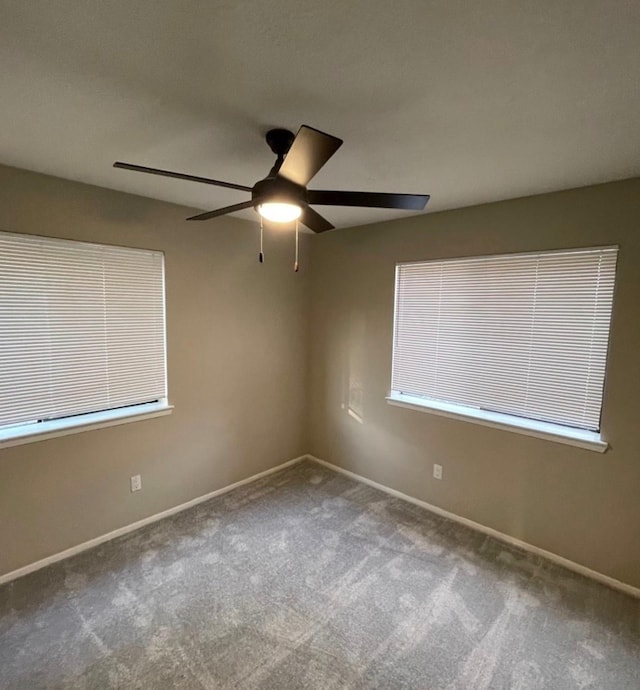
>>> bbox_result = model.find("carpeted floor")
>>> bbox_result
[0,460,638,689]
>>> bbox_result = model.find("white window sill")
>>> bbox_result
[386,393,607,453]
[0,402,174,450]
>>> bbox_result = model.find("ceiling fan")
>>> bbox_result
[113,125,430,233]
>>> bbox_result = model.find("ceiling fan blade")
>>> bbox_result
[300,205,335,233]
[186,199,256,221]
[307,190,430,211]
[277,126,343,187]
[113,162,251,192]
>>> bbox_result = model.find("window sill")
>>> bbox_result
[386,393,607,453]
[0,402,174,450]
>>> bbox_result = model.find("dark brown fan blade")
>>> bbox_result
[277,126,343,187]
[114,162,251,192]
[307,190,430,210]
[300,205,334,233]
[187,199,256,221]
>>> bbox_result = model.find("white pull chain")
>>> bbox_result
[294,219,299,272]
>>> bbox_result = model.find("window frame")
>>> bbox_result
[0,400,173,449]
[387,247,617,453]
[386,391,607,452]
[0,231,172,449]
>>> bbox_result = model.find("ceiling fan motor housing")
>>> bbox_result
[252,176,307,208]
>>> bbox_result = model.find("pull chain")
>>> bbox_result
[294,219,299,272]
[259,216,264,263]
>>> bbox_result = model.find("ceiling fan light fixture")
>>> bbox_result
[257,202,302,223]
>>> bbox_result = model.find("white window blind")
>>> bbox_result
[392,247,618,432]
[0,231,167,430]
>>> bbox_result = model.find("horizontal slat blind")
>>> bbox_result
[0,231,166,429]
[392,247,617,431]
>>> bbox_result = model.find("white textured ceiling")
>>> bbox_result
[1,1,639,228]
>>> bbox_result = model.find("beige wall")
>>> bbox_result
[0,164,310,577]
[2,165,639,591]
[308,178,640,589]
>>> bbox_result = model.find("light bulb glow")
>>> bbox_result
[257,202,302,223]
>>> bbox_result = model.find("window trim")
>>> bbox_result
[390,246,617,449]
[0,400,173,450]
[1,230,170,444]
[386,392,607,453]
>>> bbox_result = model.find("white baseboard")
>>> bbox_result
[0,455,307,586]
[5,453,638,600]
[309,455,640,600]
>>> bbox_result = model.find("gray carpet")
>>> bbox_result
[0,460,638,689]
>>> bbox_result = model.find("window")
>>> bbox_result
[388,246,618,451]
[0,230,169,447]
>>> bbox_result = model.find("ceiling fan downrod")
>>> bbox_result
[265,128,295,175]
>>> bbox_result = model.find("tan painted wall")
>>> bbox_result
[0,164,310,577]
[308,178,640,589]
[2,165,639,590]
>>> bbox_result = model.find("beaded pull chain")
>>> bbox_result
[294,219,299,272]
[259,216,264,263]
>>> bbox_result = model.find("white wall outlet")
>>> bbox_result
[130,474,142,492]
[433,464,443,480]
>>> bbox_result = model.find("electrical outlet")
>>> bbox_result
[130,474,142,492]
[433,464,443,480]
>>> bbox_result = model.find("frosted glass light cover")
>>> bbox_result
[258,202,302,223]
